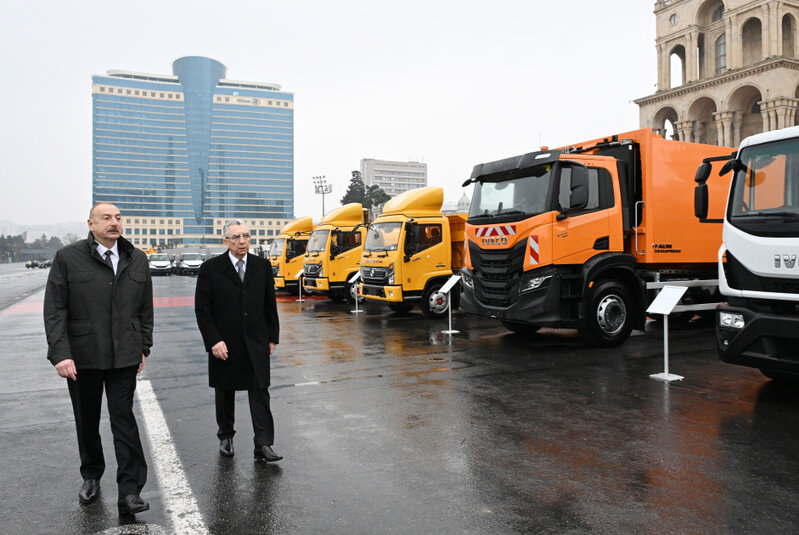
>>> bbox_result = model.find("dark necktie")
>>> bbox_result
[104,250,114,272]
[236,259,245,282]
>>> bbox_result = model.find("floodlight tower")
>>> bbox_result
[312,175,332,216]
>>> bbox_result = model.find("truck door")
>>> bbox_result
[403,222,445,291]
[551,165,618,264]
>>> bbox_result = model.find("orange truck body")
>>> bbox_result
[459,129,734,346]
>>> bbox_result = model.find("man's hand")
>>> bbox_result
[55,359,77,381]
[212,341,229,360]
[269,342,276,355]
[137,354,146,373]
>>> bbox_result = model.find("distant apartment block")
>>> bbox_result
[92,56,294,248]
[360,159,427,198]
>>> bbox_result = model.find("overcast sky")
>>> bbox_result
[0,0,657,225]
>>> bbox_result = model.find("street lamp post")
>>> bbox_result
[313,175,332,216]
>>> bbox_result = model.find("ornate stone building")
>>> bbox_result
[635,0,799,146]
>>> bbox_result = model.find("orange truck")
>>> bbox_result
[359,186,466,317]
[302,203,368,303]
[459,128,734,346]
[268,216,313,291]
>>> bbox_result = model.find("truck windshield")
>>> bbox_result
[268,238,285,257]
[307,230,330,252]
[729,138,799,236]
[469,165,553,220]
[365,222,402,252]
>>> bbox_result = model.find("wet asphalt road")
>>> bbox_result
[2,262,799,534]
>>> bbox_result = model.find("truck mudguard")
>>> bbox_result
[580,253,646,330]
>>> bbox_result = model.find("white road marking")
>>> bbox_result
[136,378,208,534]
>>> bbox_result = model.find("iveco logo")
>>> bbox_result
[482,236,508,246]
[775,255,798,268]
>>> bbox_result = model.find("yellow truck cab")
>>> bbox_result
[269,216,313,291]
[359,186,466,317]
[302,203,368,303]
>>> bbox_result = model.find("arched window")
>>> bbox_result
[715,34,727,74]
[670,45,686,87]
[783,15,795,57]
[742,18,763,66]
[712,6,724,22]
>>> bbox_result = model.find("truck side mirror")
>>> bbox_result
[695,162,712,183]
[694,183,709,219]
[569,166,589,210]
[719,158,737,176]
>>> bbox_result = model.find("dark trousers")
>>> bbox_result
[67,366,147,498]
[215,388,274,448]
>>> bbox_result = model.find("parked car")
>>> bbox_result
[25,260,40,269]
[39,259,53,268]
[176,253,204,275]
[147,253,172,276]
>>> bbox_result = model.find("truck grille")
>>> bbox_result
[362,266,390,284]
[468,240,526,307]
[726,253,799,294]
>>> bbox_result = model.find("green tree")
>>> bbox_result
[364,184,391,210]
[340,170,365,205]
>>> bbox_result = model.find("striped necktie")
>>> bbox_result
[236,259,245,281]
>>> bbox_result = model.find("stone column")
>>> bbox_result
[712,112,726,146]
[728,16,739,70]
[732,112,743,147]
[675,120,695,143]
[687,31,698,82]
[760,100,775,131]
[657,43,667,90]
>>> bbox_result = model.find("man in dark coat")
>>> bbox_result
[194,219,282,462]
[43,202,153,515]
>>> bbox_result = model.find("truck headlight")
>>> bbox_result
[275,265,280,276]
[520,274,552,293]
[387,263,395,285]
[719,312,745,329]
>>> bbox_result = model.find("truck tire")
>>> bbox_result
[501,321,540,335]
[388,303,414,313]
[421,283,451,318]
[345,280,364,304]
[578,280,633,347]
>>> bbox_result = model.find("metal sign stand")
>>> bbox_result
[295,271,305,303]
[349,271,363,314]
[647,285,688,382]
[440,275,462,335]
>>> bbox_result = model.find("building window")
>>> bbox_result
[126,89,131,95]
[669,14,678,25]
[150,92,156,97]
[712,6,724,22]
[100,87,105,92]
[117,89,123,94]
[225,97,230,102]
[168,94,173,99]
[715,33,726,74]
[159,93,164,98]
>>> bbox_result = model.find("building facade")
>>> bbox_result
[92,56,294,248]
[360,159,427,198]
[636,0,799,146]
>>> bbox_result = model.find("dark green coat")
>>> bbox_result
[194,253,280,390]
[44,233,154,369]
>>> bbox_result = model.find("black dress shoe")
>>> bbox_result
[219,437,234,457]
[254,445,283,462]
[78,479,99,504]
[117,494,149,515]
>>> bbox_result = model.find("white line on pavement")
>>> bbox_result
[136,378,208,535]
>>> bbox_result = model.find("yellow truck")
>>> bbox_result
[268,216,313,291]
[359,186,466,317]
[302,203,368,303]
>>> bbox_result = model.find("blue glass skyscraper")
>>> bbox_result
[92,56,294,247]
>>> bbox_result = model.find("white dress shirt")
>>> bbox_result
[96,242,120,274]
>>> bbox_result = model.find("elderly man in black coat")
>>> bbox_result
[44,202,153,515]
[195,219,282,462]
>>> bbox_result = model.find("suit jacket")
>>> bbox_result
[194,253,280,390]
[43,232,154,369]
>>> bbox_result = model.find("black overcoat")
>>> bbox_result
[194,253,280,390]
[43,233,154,369]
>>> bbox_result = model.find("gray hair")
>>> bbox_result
[223,219,249,238]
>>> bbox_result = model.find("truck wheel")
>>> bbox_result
[345,280,364,304]
[501,321,540,335]
[422,283,450,318]
[388,303,414,313]
[578,280,633,347]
